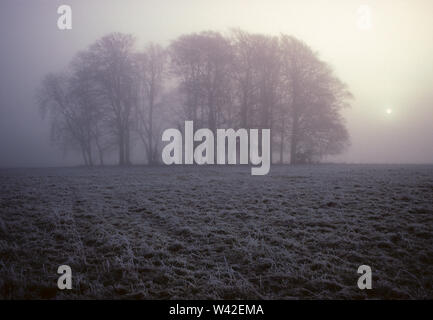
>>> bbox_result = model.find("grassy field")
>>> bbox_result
[0,164,432,299]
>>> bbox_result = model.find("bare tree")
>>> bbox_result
[279,35,352,164]
[170,31,233,131]
[251,34,281,163]
[231,31,282,162]
[39,30,351,167]
[69,52,108,166]
[230,29,256,129]
[84,33,138,165]
[134,44,167,164]
[39,73,97,166]
[170,33,204,127]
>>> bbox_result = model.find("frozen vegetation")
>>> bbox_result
[0,164,432,299]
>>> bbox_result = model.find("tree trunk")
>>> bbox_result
[118,130,125,166]
[125,127,131,165]
[148,93,154,164]
[87,145,94,167]
[290,110,299,165]
[95,139,104,166]
[279,117,285,164]
[81,145,89,167]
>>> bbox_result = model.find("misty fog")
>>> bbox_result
[1,0,433,167]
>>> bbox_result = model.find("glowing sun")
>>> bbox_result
[386,108,393,115]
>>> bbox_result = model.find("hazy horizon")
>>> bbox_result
[1,0,433,167]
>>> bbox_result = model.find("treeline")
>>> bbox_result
[38,29,352,166]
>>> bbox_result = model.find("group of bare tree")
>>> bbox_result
[39,30,352,166]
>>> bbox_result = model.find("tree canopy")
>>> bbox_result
[39,30,352,166]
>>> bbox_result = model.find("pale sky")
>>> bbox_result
[0,0,432,166]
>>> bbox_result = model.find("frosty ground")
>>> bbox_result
[0,164,432,299]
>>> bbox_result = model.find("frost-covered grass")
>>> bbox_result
[0,164,432,299]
